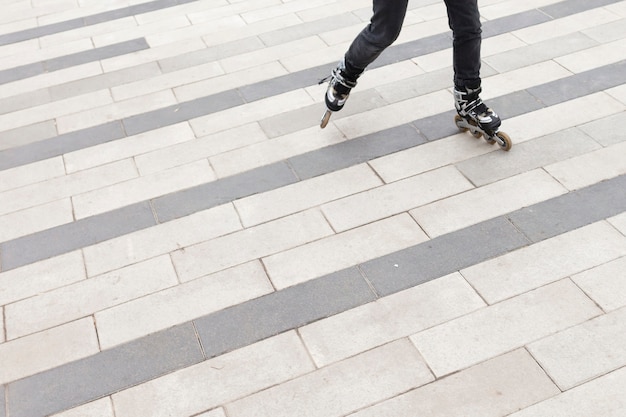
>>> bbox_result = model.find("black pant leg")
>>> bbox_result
[443,0,483,88]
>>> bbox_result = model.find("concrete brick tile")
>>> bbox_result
[484,32,598,73]
[348,349,560,417]
[0,384,4,417]
[38,16,137,49]
[112,332,315,417]
[8,323,203,417]
[46,39,150,72]
[0,88,50,115]
[0,251,85,305]
[152,161,298,222]
[177,0,271,25]
[241,0,333,24]
[227,339,433,417]
[0,198,73,241]
[82,203,239,275]
[540,0,621,18]
[337,60,425,100]
[463,221,626,304]
[582,17,626,43]
[0,37,93,72]
[50,62,162,101]
[411,169,568,238]
[264,213,428,290]
[100,38,206,73]
[410,279,602,377]
[171,209,333,282]
[0,121,57,151]
[279,41,351,73]
[512,8,621,44]
[334,90,451,139]
[6,256,178,340]
[235,164,382,228]
[73,159,214,219]
[556,38,626,73]
[0,89,112,133]
[64,123,195,173]
[610,211,626,235]
[0,309,3,343]
[96,261,273,349]
[210,124,345,178]
[607,0,626,17]
[369,133,493,183]
[202,13,303,48]
[194,409,226,417]
[111,61,224,102]
[484,60,573,100]
[579,112,626,147]
[189,89,314,137]
[174,61,287,102]
[194,267,375,359]
[572,256,626,312]
[509,365,626,417]
[528,306,626,390]
[480,0,559,20]
[0,157,64,193]
[375,66,453,104]
[607,82,626,104]
[300,272,485,367]
[0,318,99,385]
[0,159,137,217]
[92,16,189,47]
[57,90,178,134]
[146,15,244,47]
[456,127,603,187]
[545,141,626,190]
[322,166,473,232]
[505,92,625,144]
[260,12,360,46]
[135,123,267,176]
[50,397,114,417]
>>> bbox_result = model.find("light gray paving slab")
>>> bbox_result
[0,89,51,115]
[158,37,266,73]
[0,121,57,151]
[259,13,362,46]
[360,217,531,297]
[0,62,44,85]
[238,66,328,103]
[0,20,84,46]
[6,323,203,417]
[508,174,626,242]
[193,267,375,359]
[527,60,626,106]
[0,202,156,272]
[579,112,626,147]
[44,39,150,72]
[152,162,299,222]
[288,123,426,180]
[0,122,125,171]
[456,127,603,186]
[373,32,452,69]
[481,9,553,38]
[540,0,620,19]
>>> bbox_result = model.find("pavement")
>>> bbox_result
[1,0,626,416]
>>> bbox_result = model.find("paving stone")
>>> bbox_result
[194,267,375,359]
[0,121,57,152]
[461,221,626,304]
[288,123,426,180]
[45,38,149,72]
[0,387,5,417]
[508,366,626,417]
[238,66,326,103]
[571,256,626,312]
[122,90,244,136]
[540,0,621,19]
[0,89,51,114]
[456,127,602,186]
[508,174,626,242]
[348,349,560,417]
[226,339,434,417]
[0,157,65,194]
[527,60,626,106]
[528,306,626,390]
[299,272,485,367]
[579,112,626,146]
[0,62,44,85]
[481,9,553,38]
[7,323,203,417]
[260,12,361,46]
[0,122,125,171]
[112,332,314,417]
[410,279,602,377]
[50,398,114,417]
[0,202,156,272]
[360,216,530,297]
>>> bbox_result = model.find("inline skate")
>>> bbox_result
[319,59,359,128]
[453,86,512,151]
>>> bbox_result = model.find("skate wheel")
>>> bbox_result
[320,110,332,129]
[495,131,512,151]
[454,115,468,132]
[472,130,483,139]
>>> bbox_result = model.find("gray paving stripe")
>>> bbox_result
[0,0,197,47]
[0,38,149,86]
[1,61,623,270]
[0,0,619,170]
[7,324,204,417]
[0,202,156,271]
[5,174,625,417]
[0,386,5,417]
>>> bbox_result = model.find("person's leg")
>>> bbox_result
[322,0,409,115]
[443,0,482,89]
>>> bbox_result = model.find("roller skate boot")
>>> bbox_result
[319,60,359,128]
[453,86,512,151]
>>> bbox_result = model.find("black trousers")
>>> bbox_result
[344,0,482,89]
